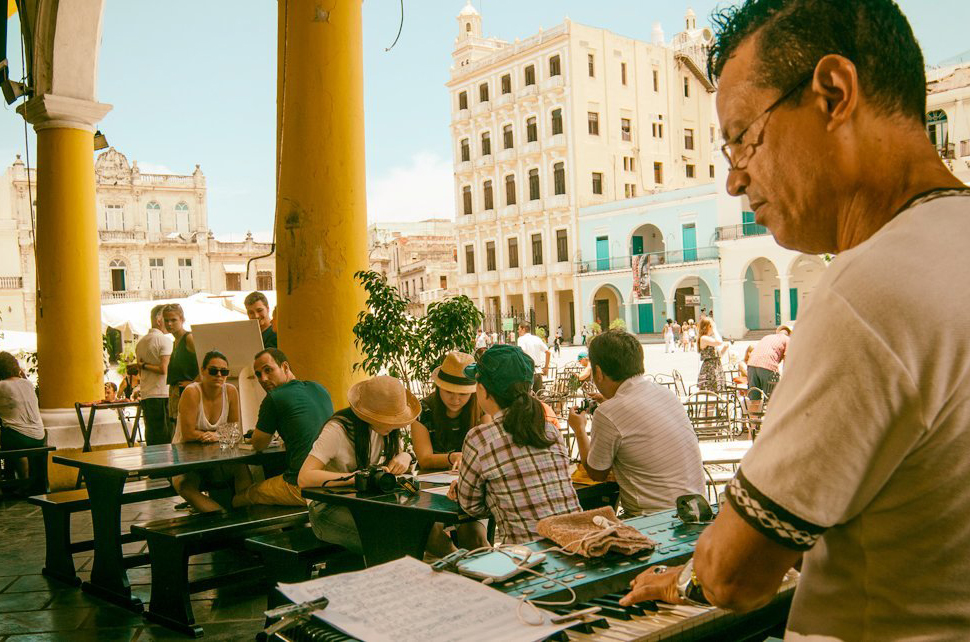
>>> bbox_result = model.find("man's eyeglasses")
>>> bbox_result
[207,367,230,377]
[721,73,813,171]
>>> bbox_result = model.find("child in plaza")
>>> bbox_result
[299,376,418,553]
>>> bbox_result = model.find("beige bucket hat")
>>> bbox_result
[431,351,478,394]
[347,375,421,427]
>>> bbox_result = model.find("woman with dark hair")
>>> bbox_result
[448,345,579,544]
[163,303,198,429]
[0,351,45,483]
[172,351,250,512]
[299,376,418,553]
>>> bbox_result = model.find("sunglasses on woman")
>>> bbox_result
[207,367,230,377]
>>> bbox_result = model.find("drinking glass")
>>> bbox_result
[227,422,241,448]
[217,423,232,450]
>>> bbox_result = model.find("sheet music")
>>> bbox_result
[277,556,570,642]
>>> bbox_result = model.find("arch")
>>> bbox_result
[175,202,189,212]
[739,254,781,282]
[666,275,714,325]
[146,201,160,211]
[786,254,826,321]
[628,223,665,259]
[743,257,780,330]
[108,258,127,292]
[108,258,126,268]
[31,0,108,100]
[591,283,624,330]
[926,109,949,151]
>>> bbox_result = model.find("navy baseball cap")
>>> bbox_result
[463,344,535,396]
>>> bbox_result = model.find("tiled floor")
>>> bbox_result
[0,494,268,641]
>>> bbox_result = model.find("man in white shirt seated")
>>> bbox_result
[516,322,551,392]
[568,329,705,516]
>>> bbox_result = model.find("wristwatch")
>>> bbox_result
[676,560,710,606]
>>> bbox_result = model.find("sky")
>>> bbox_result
[1,1,969,241]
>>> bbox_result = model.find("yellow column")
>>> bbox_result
[276,0,367,407]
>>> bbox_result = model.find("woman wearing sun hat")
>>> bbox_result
[448,345,580,544]
[298,375,420,552]
[411,351,483,471]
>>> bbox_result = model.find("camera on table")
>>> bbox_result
[575,397,598,416]
[354,466,402,494]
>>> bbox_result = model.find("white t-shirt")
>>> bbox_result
[135,328,173,399]
[516,333,548,369]
[0,377,45,440]
[588,376,704,515]
[475,333,488,349]
[309,419,384,472]
[727,190,970,640]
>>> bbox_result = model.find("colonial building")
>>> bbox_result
[0,148,276,331]
[448,3,719,340]
[926,59,970,185]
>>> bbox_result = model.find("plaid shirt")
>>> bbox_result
[456,411,580,544]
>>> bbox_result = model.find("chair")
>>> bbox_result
[672,370,689,399]
[741,387,767,439]
[683,391,732,441]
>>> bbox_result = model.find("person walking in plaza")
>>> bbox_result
[0,352,45,485]
[172,351,251,513]
[448,345,580,544]
[299,376,417,553]
[620,2,970,638]
[136,305,173,444]
[697,318,730,394]
[233,348,334,507]
[245,291,277,349]
[581,325,588,346]
[663,319,676,353]
[516,321,551,392]
[475,329,488,351]
[163,303,198,434]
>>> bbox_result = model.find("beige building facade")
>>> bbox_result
[926,60,970,185]
[448,4,718,340]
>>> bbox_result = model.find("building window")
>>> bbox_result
[440,275,447,289]
[531,233,543,265]
[501,74,511,94]
[652,69,659,92]
[588,53,595,77]
[652,121,664,138]
[592,172,603,195]
[178,258,194,290]
[505,174,516,205]
[462,185,473,215]
[624,183,637,198]
[553,162,566,195]
[146,202,161,235]
[257,270,273,290]
[109,258,127,291]
[104,204,124,231]
[686,164,696,178]
[710,125,716,144]
[528,168,540,200]
[175,203,190,236]
[551,108,563,136]
[683,76,690,97]
[149,257,165,290]
[508,237,519,268]
[458,91,468,110]
[549,55,561,77]
[404,281,410,297]
[588,111,599,135]
[479,82,489,103]
[621,118,632,142]
[226,272,242,291]
[525,64,536,86]
[654,162,663,184]
[465,245,475,274]
[526,117,537,142]
[621,62,627,85]
[460,138,470,162]
[486,241,496,271]
[684,128,695,150]
[556,229,568,262]
[710,164,716,178]
[503,124,514,149]
[483,180,494,210]
[481,131,491,156]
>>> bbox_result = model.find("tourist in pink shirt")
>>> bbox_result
[747,325,792,400]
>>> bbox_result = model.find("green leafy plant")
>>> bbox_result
[115,346,137,377]
[352,270,422,382]
[418,295,483,382]
[589,321,602,334]
[609,318,627,331]
[536,327,547,340]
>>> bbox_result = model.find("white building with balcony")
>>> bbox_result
[448,3,719,341]
[926,59,970,185]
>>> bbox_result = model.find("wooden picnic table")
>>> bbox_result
[74,400,144,452]
[52,443,286,612]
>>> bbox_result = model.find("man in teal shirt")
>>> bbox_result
[233,348,333,506]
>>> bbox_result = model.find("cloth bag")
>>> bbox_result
[536,506,657,558]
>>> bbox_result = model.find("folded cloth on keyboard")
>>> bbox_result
[536,506,657,557]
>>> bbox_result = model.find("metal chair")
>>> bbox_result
[683,391,733,441]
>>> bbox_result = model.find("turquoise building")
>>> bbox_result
[576,184,721,335]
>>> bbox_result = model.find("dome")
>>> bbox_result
[458,1,479,17]
[686,7,696,18]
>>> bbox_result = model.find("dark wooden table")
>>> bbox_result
[302,480,619,567]
[74,401,144,452]
[52,443,286,612]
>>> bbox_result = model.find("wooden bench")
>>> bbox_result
[28,478,176,586]
[132,505,310,637]
[0,445,54,497]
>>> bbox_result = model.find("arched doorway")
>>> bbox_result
[743,257,780,330]
[927,109,949,155]
[629,223,665,262]
[671,276,714,324]
[109,258,127,292]
[787,255,826,321]
[591,284,623,330]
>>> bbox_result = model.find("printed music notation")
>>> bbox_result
[277,556,569,642]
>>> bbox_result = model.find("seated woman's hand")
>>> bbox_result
[446,479,459,501]
[199,431,220,443]
[383,452,411,475]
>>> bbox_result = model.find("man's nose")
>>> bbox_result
[726,166,749,196]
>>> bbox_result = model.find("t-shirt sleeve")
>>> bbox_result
[587,413,620,471]
[728,287,926,551]
[159,335,173,357]
[255,395,277,437]
[308,421,344,466]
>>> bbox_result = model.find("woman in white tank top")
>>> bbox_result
[172,351,252,513]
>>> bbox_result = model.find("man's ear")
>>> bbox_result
[812,54,859,132]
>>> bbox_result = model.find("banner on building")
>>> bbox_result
[631,255,651,300]
[685,294,701,306]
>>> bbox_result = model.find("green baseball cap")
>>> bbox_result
[464,344,535,396]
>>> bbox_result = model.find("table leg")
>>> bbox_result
[81,470,143,612]
[349,506,435,567]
